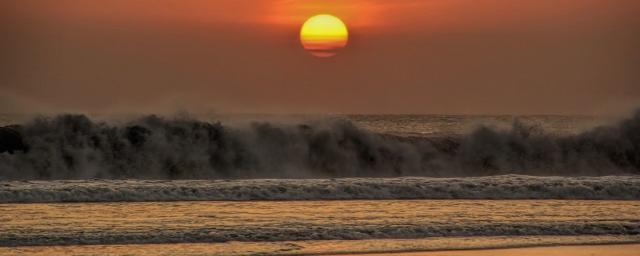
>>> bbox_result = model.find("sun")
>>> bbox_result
[300,14,349,58]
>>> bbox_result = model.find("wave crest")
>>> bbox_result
[1,111,639,179]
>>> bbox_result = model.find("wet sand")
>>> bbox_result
[346,244,640,256]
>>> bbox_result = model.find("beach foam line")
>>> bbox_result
[2,175,640,203]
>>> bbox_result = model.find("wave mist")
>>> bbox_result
[1,111,639,180]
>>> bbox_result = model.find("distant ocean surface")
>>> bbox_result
[348,114,605,137]
[1,114,638,255]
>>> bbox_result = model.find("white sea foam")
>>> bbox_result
[2,175,639,203]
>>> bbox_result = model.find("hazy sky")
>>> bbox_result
[2,0,639,115]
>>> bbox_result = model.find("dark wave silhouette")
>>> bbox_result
[0,111,639,180]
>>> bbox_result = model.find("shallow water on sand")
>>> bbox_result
[346,243,640,256]
[2,236,640,256]
[2,200,639,248]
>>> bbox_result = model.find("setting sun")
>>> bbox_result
[300,14,349,58]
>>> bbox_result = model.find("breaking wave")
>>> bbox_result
[0,111,640,179]
[2,175,639,203]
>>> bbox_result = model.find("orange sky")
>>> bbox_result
[2,0,640,114]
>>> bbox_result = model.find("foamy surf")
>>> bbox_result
[2,175,639,203]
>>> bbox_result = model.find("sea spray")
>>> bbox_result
[0,111,639,179]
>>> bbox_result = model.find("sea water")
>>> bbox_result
[0,114,638,255]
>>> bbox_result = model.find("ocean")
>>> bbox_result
[1,113,639,255]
